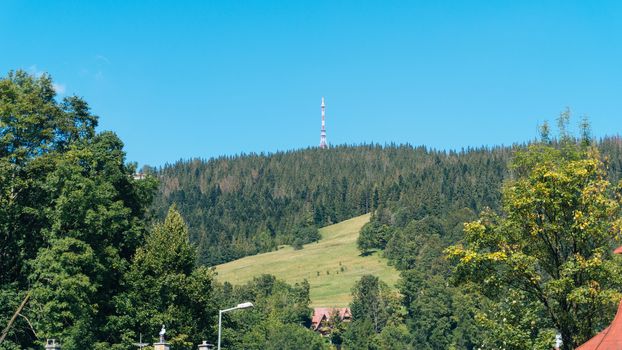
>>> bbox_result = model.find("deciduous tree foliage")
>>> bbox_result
[0,70,157,349]
[357,218,394,253]
[343,275,406,349]
[349,275,401,334]
[0,70,330,349]
[215,275,326,350]
[447,119,622,349]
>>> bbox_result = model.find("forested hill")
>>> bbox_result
[150,144,504,266]
[151,138,622,266]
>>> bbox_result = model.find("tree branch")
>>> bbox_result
[17,313,37,339]
[0,291,31,345]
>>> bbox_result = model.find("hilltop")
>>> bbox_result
[151,144,514,266]
[214,214,400,307]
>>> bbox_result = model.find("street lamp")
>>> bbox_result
[217,301,254,350]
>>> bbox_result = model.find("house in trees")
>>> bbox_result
[310,307,352,335]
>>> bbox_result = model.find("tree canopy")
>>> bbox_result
[0,70,157,349]
[447,118,622,349]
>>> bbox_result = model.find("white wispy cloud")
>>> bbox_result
[52,83,66,94]
[95,54,110,64]
[26,65,67,95]
[76,55,109,81]
[28,64,45,78]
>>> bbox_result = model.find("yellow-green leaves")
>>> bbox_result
[447,139,622,349]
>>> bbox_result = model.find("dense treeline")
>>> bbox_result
[152,132,622,270]
[152,144,515,266]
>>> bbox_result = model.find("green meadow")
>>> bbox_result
[214,214,400,307]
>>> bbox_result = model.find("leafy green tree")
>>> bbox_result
[29,238,103,349]
[377,323,413,350]
[350,275,401,333]
[215,275,322,350]
[327,310,347,349]
[384,216,446,271]
[0,70,156,349]
[343,275,404,349]
[399,271,482,350]
[343,319,379,350]
[447,118,622,349]
[472,289,556,350]
[0,71,100,287]
[111,206,216,349]
[357,221,394,252]
[26,131,157,349]
[240,319,328,350]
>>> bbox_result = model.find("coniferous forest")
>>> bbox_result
[152,144,511,266]
[4,71,622,349]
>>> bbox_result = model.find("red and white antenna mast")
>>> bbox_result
[319,97,328,149]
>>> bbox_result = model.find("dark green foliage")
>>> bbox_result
[292,225,320,250]
[298,225,321,244]
[327,311,347,348]
[349,275,401,333]
[292,239,304,250]
[384,216,448,271]
[377,323,414,350]
[109,207,217,350]
[152,145,512,266]
[343,319,379,350]
[29,237,103,349]
[399,271,483,350]
[0,70,156,349]
[358,205,484,349]
[237,320,327,350]
[343,275,405,349]
[357,220,393,252]
[214,275,326,350]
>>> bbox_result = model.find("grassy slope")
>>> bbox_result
[214,214,400,307]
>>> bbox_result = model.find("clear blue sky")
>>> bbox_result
[1,1,621,166]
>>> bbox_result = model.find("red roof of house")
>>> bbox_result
[576,246,622,349]
[576,303,622,350]
[310,308,351,330]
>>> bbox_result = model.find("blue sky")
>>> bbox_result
[1,1,621,166]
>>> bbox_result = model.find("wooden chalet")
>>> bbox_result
[311,307,352,335]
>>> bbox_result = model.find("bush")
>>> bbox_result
[293,238,304,250]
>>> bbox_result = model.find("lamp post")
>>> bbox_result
[217,302,254,350]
